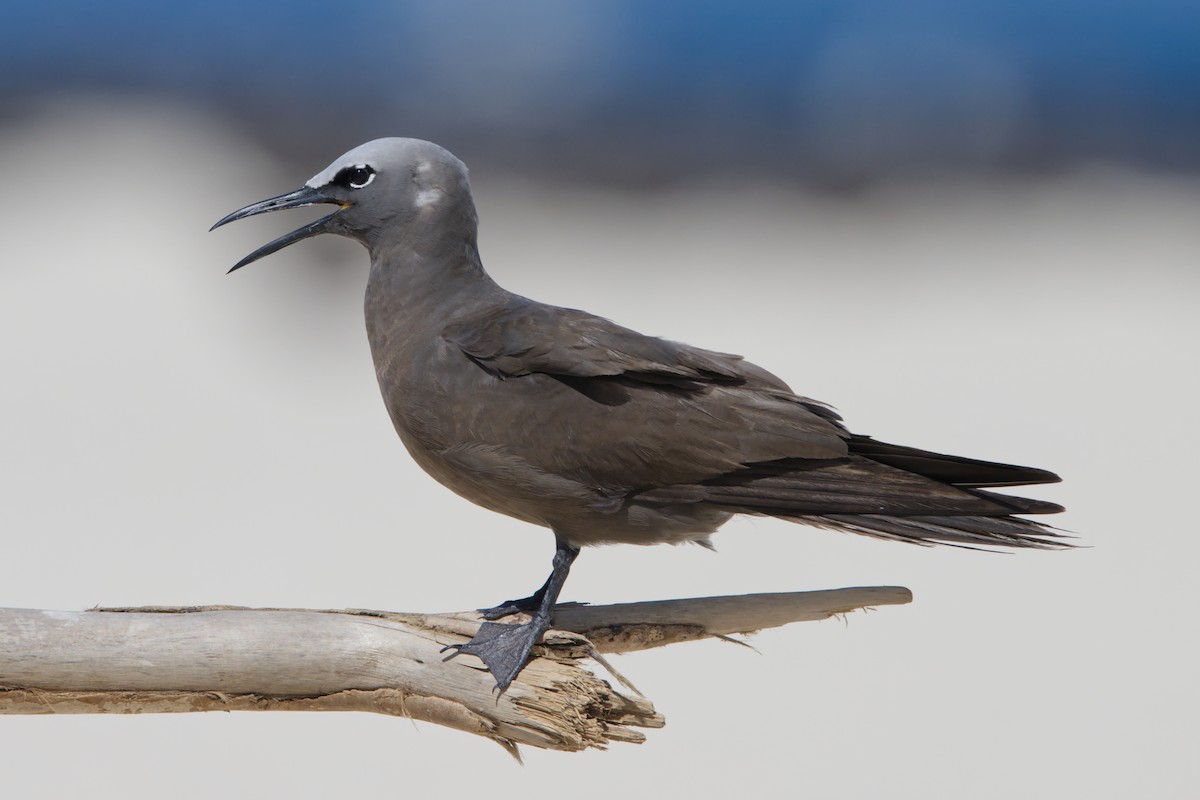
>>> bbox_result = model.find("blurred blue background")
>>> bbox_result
[5,0,1199,184]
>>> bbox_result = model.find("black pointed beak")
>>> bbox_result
[211,186,345,273]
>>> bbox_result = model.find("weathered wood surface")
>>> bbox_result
[0,587,911,753]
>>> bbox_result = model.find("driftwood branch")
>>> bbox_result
[0,587,911,753]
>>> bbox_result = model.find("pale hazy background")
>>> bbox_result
[2,2,1199,798]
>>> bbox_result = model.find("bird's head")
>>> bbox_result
[211,138,474,272]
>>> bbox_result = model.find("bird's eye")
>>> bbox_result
[333,165,376,189]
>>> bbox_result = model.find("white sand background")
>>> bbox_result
[1,100,1196,798]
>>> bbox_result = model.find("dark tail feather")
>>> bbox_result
[850,436,1061,488]
[967,488,1064,515]
[635,437,1068,549]
[810,512,1070,550]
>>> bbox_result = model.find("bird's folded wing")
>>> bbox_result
[444,300,839,416]
[441,300,851,482]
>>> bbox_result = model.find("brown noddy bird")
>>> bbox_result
[212,138,1065,691]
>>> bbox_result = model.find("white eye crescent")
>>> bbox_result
[332,165,376,190]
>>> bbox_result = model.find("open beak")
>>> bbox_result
[211,186,344,273]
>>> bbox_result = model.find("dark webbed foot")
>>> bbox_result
[442,617,553,692]
[444,537,579,693]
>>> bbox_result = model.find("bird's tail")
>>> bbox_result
[801,435,1069,549]
[638,435,1069,550]
[802,511,1068,550]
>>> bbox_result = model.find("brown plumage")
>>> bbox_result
[213,137,1066,691]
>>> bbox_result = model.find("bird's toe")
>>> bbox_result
[478,598,537,621]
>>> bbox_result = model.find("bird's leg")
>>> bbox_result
[442,537,580,693]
